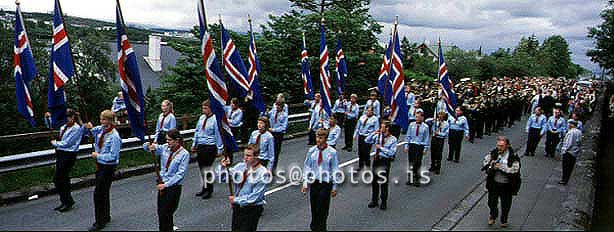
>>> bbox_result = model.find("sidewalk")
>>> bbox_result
[454,143,575,230]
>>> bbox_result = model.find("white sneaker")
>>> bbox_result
[173,226,179,231]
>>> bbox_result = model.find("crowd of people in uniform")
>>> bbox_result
[45,75,599,231]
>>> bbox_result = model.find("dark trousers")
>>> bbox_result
[525,128,542,155]
[158,185,182,232]
[231,126,241,142]
[469,119,478,142]
[430,137,445,172]
[344,118,357,148]
[196,144,217,193]
[309,181,333,232]
[545,131,561,157]
[94,163,116,225]
[271,132,284,173]
[54,150,77,205]
[371,157,391,203]
[407,143,424,182]
[487,183,513,223]
[358,135,372,169]
[448,130,464,161]
[477,119,484,138]
[334,112,345,128]
[231,205,263,232]
[390,124,401,138]
[308,129,316,145]
[562,152,577,183]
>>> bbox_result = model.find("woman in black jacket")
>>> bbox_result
[482,136,521,228]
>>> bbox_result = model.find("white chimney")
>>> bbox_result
[144,35,162,72]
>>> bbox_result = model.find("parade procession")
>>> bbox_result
[2,0,613,231]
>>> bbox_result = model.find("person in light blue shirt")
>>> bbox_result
[559,120,582,185]
[448,107,470,162]
[269,102,288,173]
[524,107,547,156]
[327,117,341,148]
[220,144,270,232]
[332,95,347,128]
[408,99,424,123]
[545,108,566,158]
[354,106,380,170]
[50,109,84,212]
[568,113,583,132]
[301,128,340,232]
[83,110,122,231]
[226,98,244,143]
[435,95,450,118]
[343,94,360,151]
[154,100,177,145]
[405,84,416,108]
[365,121,397,210]
[364,91,381,118]
[430,111,450,174]
[111,91,127,124]
[404,112,430,186]
[249,116,275,171]
[192,100,224,199]
[143,129,190,232]
[306,93,323,145]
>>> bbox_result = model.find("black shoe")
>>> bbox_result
[54,204,64,211]
[202,191,212,199]
[368,201,378,208]
[454,160,459,163]
[341,146,348,150]
[435,170,441,175]
[58,202,74,212]
[195,189,206,197]
[428,167,435,172]
[347,148,352,152]
[88,223,105,232]
[379,202,387,210]
[413,181,421,187]
[447,158,453,161]
[405,180,412,185]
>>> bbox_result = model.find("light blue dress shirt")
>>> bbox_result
[547,116,567,134]
[405,122,430,151]
[525,114,547,135]
[365,132,398,159]
[53,123,84,152]
[431,120,450,139]
[363,99,381,117]
[327,125,341,146]
[221,162,270,206]
[143,143,190,187]
[333,99,347,113]
[249,130,275,170]
[354,114,380,137]
[303,145,341,190]
[89,125,122,165]
[449,116,470,137]
[192,114,224,154]
[268,109,288,133]
[344,102,360,119]
[226,107,243,127]
[154,113,177,142]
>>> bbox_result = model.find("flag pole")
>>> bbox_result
[117,0,162,184]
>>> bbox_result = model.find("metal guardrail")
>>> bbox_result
[0,112,312,175]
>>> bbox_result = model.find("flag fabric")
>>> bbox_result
[388,29,408,130]
[301,36,314,100]
[318,23,333,116]
[198,0,238,153]
[377,39,392,105]
[221,23,250,98]
[247,30,266,114]
[14,3,37,127]
[116,3,145,140]
[437,40,457,118]
[334,37,347,96]
[47,0,75,129]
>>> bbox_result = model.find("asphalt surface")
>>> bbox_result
[0,120,530,231]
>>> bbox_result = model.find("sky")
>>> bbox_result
[1,0,606,73]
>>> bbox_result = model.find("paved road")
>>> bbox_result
[0,120,530,231]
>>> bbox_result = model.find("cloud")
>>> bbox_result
[0,0,604,71]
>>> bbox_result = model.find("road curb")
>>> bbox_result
[0,131,308,206]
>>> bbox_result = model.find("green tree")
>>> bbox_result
[537,35,573,78]
[587,0,614,74]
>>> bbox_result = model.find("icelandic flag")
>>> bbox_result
[301,35,314,100]
[334,37,347,96]
[14,3,37,127]
[221,22,251,98]
[437,40,457,118]
[318,22,333,116]
[377,38,392,105]
[47,0,75,129]
[116,2,145,140]
[198,0,238,153]
[388,29,408,130]
[247,30,266,114]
